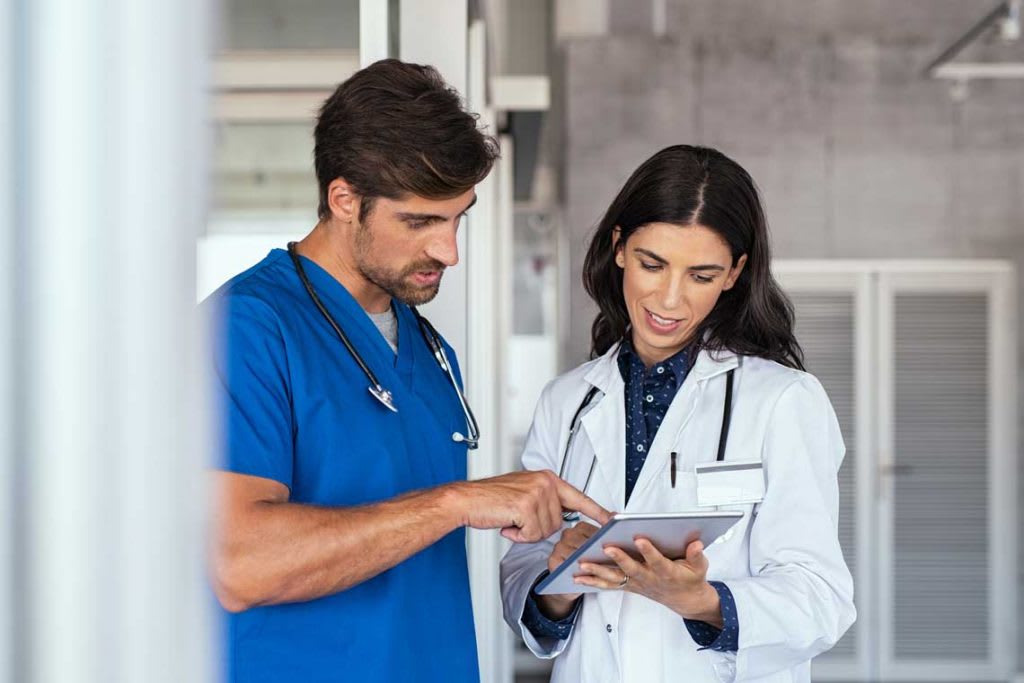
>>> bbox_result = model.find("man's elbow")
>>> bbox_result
[211,553,264,613]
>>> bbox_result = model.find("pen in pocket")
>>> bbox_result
[670,451,677,488]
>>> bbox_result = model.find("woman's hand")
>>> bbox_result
[575,537,723,627]
[534,521,601,620]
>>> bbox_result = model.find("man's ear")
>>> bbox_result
[613,227,625,269]
[723,254,748,291]
[326,178,359,223]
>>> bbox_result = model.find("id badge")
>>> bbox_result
[695,460,765,507]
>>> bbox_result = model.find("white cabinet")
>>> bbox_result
[776,261,1018,682]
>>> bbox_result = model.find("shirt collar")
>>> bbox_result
[616,337,695,387]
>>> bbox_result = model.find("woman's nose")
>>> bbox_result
[659,277,686,310]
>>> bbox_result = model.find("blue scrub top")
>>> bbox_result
[206,249,479,683]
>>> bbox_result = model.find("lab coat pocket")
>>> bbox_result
[694,459,765,508]
[655,471,700,513]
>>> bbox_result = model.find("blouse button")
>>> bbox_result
[656,366,665,374]
[645,394,654,403]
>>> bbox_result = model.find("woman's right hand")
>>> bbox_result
[535,521,601,619]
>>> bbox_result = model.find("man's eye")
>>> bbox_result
[408,220,430,230]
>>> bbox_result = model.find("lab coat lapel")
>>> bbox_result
[579,346,626,513]
[577,348,630,629]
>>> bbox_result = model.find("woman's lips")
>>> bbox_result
[644,307,683,334]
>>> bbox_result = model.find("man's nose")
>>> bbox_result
[426,226,460,267]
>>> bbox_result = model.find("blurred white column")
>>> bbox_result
[18,0,213,681]
[0,0,15,680]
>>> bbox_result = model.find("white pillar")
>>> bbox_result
[359,0,391,67]
[399,0,470,363]
[19,0,213,681]
[397,4,512,681]
[464,18,514,683]
[0,0,15,679]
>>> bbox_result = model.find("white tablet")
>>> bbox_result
[534,511,743,595]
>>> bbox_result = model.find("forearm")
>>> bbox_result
[215,484,463,610]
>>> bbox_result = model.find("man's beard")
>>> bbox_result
[354,223,446,306]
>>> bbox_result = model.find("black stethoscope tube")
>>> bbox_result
[286,242,480,448]
[559,364,735,520]
[288,242,398,412]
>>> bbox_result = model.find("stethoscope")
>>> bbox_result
[559,362,735,521]
[287,242,480,449]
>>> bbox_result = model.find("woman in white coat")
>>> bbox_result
[500,145,855,683]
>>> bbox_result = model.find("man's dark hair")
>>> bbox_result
[314,59,499,220]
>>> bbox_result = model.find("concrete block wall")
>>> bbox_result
[557,0,1024,668]
[561,0,1024,363]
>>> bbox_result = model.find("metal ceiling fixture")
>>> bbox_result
[924,0,1023,93]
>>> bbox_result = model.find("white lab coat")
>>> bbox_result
[500,343,856,683]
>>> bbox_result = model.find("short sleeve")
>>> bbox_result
[210,293,294,488]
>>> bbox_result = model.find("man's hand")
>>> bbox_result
[448,470,611,543]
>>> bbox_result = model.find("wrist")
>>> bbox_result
[694,582,724,627]
[675,582,722,625]
[436,481,471,530]
[536,593,578,621]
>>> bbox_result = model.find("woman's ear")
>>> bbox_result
[612,227,625,269]
[723,254,748,291]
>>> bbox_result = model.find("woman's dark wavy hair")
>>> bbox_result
[582,145,804,370]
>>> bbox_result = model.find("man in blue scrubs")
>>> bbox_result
[207,59,608,682]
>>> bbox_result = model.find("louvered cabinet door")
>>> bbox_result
[776,267,875,681]
[877,268,1017,681]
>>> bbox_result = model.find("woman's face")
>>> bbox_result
[614,222,747,367]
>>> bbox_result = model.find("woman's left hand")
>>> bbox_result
[575,538,723,626]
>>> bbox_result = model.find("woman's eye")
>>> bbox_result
[693,274,714,284]
[640,261,662,272]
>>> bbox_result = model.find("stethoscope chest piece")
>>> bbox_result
[369,384,398,413]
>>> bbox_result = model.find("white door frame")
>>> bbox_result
[876,265,1017,681]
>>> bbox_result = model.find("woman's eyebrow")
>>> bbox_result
[633,247,668,264]
[633,247,726,271]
